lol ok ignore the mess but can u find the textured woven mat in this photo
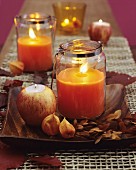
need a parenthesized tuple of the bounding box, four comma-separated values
(0, 36, 136, 170)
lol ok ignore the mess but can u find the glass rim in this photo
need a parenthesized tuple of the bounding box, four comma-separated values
(14, 12, 56, 25)
(58, 39, 103, 58)
(52, 2, 86, 9)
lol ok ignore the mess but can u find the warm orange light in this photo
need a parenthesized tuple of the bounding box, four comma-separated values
(80, 62, 88, 73)
(61, 18, 70, 27)
(72, 17, 77, 21)
(65, 6, 70, 10)
(29, 28, 36, 39)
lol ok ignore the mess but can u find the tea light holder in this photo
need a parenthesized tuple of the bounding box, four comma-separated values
(88, 19, 112, 45)
(54, 39, 106, 119)
(53, 2, 86, 34)
(14, 12, 56, 72)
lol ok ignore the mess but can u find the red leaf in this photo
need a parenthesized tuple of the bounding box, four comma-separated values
(3, 79, 23, 92)
(30, 155, 62, 167)
(0, 68, 12, 77)
(106, 71, 136, 86)
(0, 145, 26, 170)
(0, 93, 8, 108)
(0, 110, 6, 117)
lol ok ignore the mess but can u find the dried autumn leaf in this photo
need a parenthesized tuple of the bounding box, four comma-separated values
(105, 110, 121, 122)
(119, 120, 127, 132)
(111, 131, 122, 140)
(30, 155, 62, 167)
(9, 60, 24, 76)
(0, 93, 8, 108)
(77, 124, 84, 130)
(103, 130, 112, 138)
(73, 119, 78, 128)
(0, 68, 12, 77)
(89, 127, 103, 133)
(95, 135, 103, 144)
(0, 146, 26, 170)
(76, 131, 90, 137)
(0, 110, 6, 117)
(79, 119, 88, 126)
(106, 71, 136, 86)
(3, 79, 23, 92)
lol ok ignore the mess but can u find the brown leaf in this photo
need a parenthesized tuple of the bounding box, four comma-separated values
(98, 123, 110, 131)
(119, 120, 127, 132)
(111, 131, 122, 140)
(0, 146, 26, 170)
(77, 124, 84, 130)
(76, 131, 90, 137)
(103, 130, 112, 138)
(106, 71, 136, 86)
(89, 127, 103, 133)
(0, 110, 6, 117)
(105, 110, 121, 122)
(3, 79, 23, 92)
(30, 155, 62, 167)
(95, 135, 103, 144)
(0, 68, 12, 77)
(0, 93, 8, 108)
(79, 119, 88, 126)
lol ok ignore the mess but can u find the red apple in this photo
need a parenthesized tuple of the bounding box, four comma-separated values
(16, 84, 56, 126)
(88, 20, 112, 44)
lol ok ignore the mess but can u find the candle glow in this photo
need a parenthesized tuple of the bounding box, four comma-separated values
(29, 28, 36, 39)
(57, 67, 105, 119)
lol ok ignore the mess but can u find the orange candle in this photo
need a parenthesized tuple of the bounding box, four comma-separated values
(57, 67, 105, 119)
(18, 35, 52, 72)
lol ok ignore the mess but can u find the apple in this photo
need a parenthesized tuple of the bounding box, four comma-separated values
(16, 84, 56, 126)
(88, 20, 112, 44)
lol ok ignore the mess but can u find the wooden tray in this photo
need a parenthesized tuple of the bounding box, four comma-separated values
(1, 84, 136, 151)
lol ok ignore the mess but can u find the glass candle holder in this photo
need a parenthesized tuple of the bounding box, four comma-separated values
(14, 12, 56, 72)
(54, 39, 106, 119)
(53, 2, 86, 35)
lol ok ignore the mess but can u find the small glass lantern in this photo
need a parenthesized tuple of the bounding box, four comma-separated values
(54, 39, 106, 119)
(53, 2, 86, 35)
(14, 12, 56, 72)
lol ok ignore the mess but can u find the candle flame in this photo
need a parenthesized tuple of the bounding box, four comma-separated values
(36, 23, 40, 31)
(65, 6, 70, 10)
(99, 19, 103, 23)
(80, 62, 88, 73)
(29, 28, 36, 39)
(61, 18, 70, 27)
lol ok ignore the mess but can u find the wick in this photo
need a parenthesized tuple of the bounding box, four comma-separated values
(34, 84, 37, 88)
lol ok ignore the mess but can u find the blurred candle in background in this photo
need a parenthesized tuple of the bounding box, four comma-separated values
(88, 19, 112, 45)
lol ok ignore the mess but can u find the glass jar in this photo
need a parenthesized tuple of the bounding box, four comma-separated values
(55, 39, 106, 119)
(53, 2, 86, 35)
(14, 12, 56, 72)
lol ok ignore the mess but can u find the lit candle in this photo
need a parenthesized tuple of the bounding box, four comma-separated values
(17, 84, 56, 126)
(18, 27, 53, 72)
(88, 19, 112, 44)
(25, 84, 45, 93)
(57, 63, 105, 119)
(61, 17, 81, 33)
